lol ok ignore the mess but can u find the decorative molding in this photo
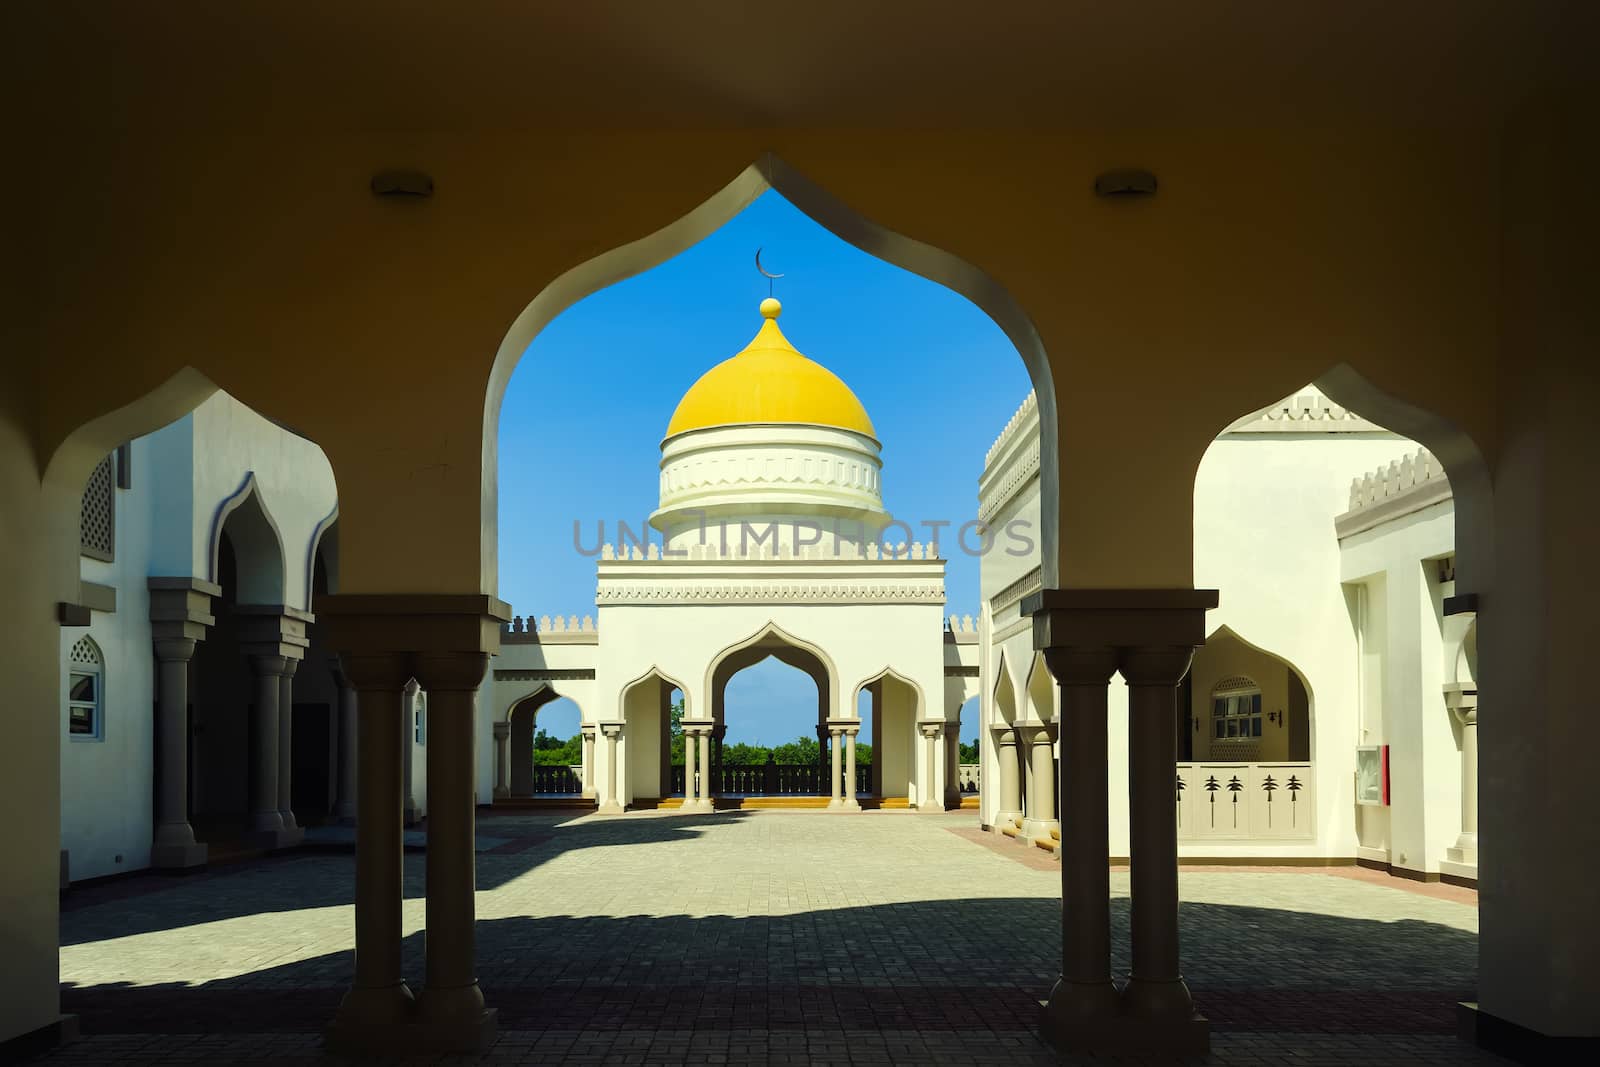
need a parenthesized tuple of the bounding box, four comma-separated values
(989, 565, 1044, 615)
(1222, 387, 1391, 435)
(984, 391, 1038, 468)
(596, 580, 945, 605)
(1335, 447, 1453, 540)
(991, 615, 1033, 643)
(945, 665, 981, 677)
(599, 540, 942, 562)
(493, 668, 596, 682)
(977, 437, 1041, 524)
(502, 614, 599, 644)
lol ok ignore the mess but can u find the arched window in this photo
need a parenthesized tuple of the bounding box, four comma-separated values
(1211, 676, 1262, 740)
(67, 636, 104, 740)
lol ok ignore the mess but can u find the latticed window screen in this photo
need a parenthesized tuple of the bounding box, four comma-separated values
(79, 454, 116, 561)
(67, 636, 104, 739)
(1211, 676, 1263, 740)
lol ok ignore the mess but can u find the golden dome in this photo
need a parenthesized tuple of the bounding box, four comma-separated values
(664, 299, 876, 439)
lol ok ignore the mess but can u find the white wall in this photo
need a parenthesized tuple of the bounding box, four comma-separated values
(61, 437, 157, 881)
(1187, 432, 1418, 859)
(1339, 500, 1458, 875)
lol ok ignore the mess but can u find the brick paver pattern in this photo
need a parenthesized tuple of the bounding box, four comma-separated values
(41, 810, 1505, 1065)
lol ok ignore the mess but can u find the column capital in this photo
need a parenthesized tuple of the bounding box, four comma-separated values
(598, 720, 625, 739)
(236, 605, 314, 663)
(1118, 646, 1197, 688)
(680, 719, 714, 737)
(317, 593, 512, 659)
(1025, 588, 1218, 652)
(1017, 719, 1058, 745)
(412, 651, 490, 693)
(917, 719, 946, 740)
(1042, 646, 1120, 687)
(153, 636, 198, 664)
(247, 652, 292, 678)
(579, 723, 597, 737)
(148, 577, 217, 643)
(991, 721, 1020, 744)
(339, 651, 414, 692)
(492, 721, 510, 740)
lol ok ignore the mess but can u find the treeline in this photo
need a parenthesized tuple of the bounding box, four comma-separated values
(533, 727, 977, 766)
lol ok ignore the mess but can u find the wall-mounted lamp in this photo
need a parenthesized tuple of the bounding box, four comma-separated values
(1094, 168, 1157, 198)
(1268, 710, 1283, 726)
(371, 169, 434, 199)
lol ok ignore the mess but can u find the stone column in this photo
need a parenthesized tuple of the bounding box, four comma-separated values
(151, 638, 208, 868)
(842, 724, 861, 811)
(944, 719, 963, 810)
(412, 652, 493, 1045)
(509, 707, 533, 797)
(237, 606, 310, 849)
(580, 724, 597, 798)
(827, 726, 844, 808)
(992, 724, 1022, 829)
(598, 721, 624, 814)
(1122, 647, 1199, 1025)
(327, 652, 415, 1044)
(916, 721, 945, 811)
(401, 681, 422, 825)
(148, 578, 217, 869)
(247, 653, 288, 840)
(1040, 647, 1119, 1029)
(492, 721, 511, 799)
(697, 730, 712, 807)
(277, 658, 299, 831)
(333, 664, 358, 823)
(1029, 587, 1215, 1057)
(319, 593, 509, 1055)
(1446, 689, 1479, 871)
(683, 719, 698, 802)
(1020, 720, 1060, 840)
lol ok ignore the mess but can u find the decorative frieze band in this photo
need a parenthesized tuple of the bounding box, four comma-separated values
(1335, 447, 1453, 539)
(989, 565, 1044, 615)
(493, 668, 597, 682)
(977, 439, 1041, 524)
(595, 581, 946, 605)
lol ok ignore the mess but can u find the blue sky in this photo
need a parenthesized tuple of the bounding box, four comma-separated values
(498, 191, 1028, 745)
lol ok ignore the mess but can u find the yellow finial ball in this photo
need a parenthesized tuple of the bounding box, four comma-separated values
(760, 297, 782, 319)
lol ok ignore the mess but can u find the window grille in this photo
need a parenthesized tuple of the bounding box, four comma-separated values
(79, 454, 115, 561)
(1211, 676, 1263, 740)
(67, 636, 104, 740)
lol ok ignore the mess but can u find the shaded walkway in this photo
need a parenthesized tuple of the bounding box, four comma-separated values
(43, 811, 1501, 1065)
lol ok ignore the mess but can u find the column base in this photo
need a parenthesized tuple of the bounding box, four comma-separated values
(278, 811, 299, 831)
(684, 799, 715, 813)
(826, 796, 844, 810)
(492, 786, 509, 799)
(1021, 817, 1059, 840)
(327, 995, 496, 1055)
(596, 801, 625, 815)
(333, 804, 357, 825)
(151, 840, 209, 870)
(246, 825, 305, 850)
(403, 804, 423, 826)
(995, 810, 1022, 833)
(840, 797, 861, 812)
(1039, 1000, 1209, 1057)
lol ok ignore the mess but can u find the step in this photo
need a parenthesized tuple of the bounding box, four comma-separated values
(490, 796, 597, 812)
(960, 795, 981, 810)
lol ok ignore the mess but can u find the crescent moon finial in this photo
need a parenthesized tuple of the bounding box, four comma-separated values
(755, 247, 784, 281)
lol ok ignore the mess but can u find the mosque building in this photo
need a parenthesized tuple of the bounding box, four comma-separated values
(56, 294, 1473, 896)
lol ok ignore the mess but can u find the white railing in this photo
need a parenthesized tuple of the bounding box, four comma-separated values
(1176, 762, 1314, 841)
(958, 763, 980, 791)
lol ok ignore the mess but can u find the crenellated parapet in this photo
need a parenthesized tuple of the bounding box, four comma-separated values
(1223, 386, 1391, 435)
(1335, 447, 1453, 539)
(978, 391, 1042, 525)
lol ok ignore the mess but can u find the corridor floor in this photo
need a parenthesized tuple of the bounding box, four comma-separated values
(42, 810, 1502, 1065)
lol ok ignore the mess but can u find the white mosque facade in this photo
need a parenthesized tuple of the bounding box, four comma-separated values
(56, 298, 1477, 893)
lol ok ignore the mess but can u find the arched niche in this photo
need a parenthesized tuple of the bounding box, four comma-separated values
(1189, 625, 1313, 764)
(209, 473, 287, 606)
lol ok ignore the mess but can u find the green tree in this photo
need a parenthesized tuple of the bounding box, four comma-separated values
(668, 698, 685, 763)
(958, 740, 979, 763)
(532, 727, 582, 766)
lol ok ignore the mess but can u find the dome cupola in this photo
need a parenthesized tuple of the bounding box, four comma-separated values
(650, 299, 890, 552)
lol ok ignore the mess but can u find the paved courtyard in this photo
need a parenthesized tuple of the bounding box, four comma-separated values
(41, 810, 1501, 1065)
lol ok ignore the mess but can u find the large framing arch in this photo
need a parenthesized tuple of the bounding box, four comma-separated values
(483, 154, 1061, 592)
